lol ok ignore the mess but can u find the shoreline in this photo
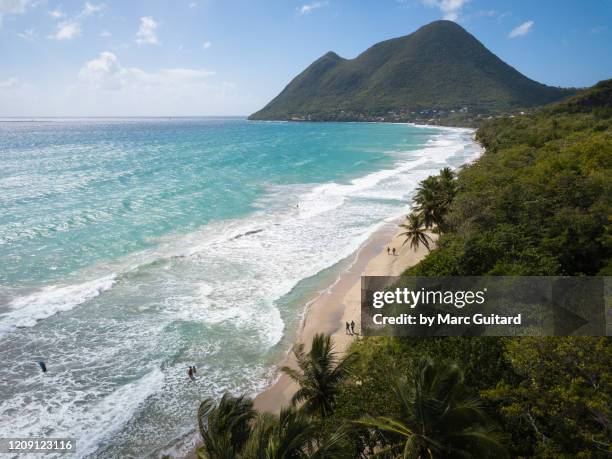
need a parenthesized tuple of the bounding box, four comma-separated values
(252, 219, 433, 413)
(180, 123, 477, 458)
(252, 124, 473, 414)
(184, 218, 433, 458)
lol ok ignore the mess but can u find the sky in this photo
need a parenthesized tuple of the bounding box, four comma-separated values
(1, 0, 611, 116)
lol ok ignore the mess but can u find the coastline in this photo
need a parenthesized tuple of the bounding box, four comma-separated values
(184, 218, 433, 458)
(182, 124, 476, 458)
(252, 220, 433, 413)
(253, 124, 473, 414)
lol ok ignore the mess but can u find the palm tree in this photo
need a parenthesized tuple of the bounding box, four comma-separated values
(399, 213, 433, 251)
(281, 333, 355, 418)
(438, 167, 455, 184)
(437, 167, 457, 212)
(242, 407, 315, 459)
(197, 393, 256, 459)
(413, 176, 441, 229)
(358, 359, 506, 458)
(412, 169, 457, 232)
(242, 407, 351, 459)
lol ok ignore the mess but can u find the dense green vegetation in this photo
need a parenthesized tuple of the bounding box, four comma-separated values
(249, 21, 574, 123)
(196, 81, 611, 458)
(406, 79, 611, 277)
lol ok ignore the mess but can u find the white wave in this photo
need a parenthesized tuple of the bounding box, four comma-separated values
(0, 367, 164, 459)
(76, 368, 164, 458)
(0, 125, 482, 458)
(295, 131, 473, 220)
(0, 275, 116, 334)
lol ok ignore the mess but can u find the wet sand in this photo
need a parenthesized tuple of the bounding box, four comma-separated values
(184, 219, 434, 457)
(253, 220, 434, 413)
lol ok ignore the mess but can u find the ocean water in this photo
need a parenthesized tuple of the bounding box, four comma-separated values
(0, 118, 480, 458)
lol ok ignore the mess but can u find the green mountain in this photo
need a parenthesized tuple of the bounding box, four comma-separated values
(249, 20, 575, 122)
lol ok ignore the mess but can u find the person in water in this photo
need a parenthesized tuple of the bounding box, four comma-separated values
(188, 366, 194, 380)
(38, 361, 47, 373)
(350, 320, 356, 335)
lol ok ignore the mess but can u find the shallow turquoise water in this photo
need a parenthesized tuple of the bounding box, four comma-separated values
(0, 118, 425, 285)
(0, 118, 479, 457)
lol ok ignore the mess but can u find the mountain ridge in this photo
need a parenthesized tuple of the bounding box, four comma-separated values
(249, 21, 575, 124)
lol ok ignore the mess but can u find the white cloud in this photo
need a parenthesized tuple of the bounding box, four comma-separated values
(49, 8, 64, 18)
(202, 40, 211, 49)
(47, 2, 104, 41)
(188, 1, 197, 8)
(82, 1, 105, 17)
(0, 77, 18, 89)
(100, 29, 111, 37)
(49, 21, 81, 40)
(78, 51, 214, 91)
(78, 51, 122, 89)
(421, 0, 468, 22)
(508, 20, 534, 38)
(0, 57, 247, 116)
(17, 27, 35, 40)
(136, 16, 158, 45)
(298, 1, 328, 15)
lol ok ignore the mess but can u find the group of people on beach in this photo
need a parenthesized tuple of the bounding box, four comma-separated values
(345, 320, 357, 335)
(387, 247, 396, 256)
(188, 365, 197, 380)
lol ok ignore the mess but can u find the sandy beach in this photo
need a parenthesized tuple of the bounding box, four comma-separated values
(253, 219, 434, 414)
(183, 219, 433, 457)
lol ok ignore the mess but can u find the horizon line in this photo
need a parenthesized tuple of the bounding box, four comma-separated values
(0, 115, 250, 119)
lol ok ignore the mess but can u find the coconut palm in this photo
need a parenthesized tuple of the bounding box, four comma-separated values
(437, 167, 457, 211)
(399, 213, 433, 251)
(241, 407, 315, 459)
(358, 359, 506, 459)
(412, 169, 457, 232)
(439, 167, 455, 184)
(242, 407, 351, 459)
(281, 333, 355, 418)
(197, 393, 256, 459)
(413, 176, 442, 229)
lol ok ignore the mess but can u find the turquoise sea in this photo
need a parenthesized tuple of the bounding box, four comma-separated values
(0, 118, 480, 457)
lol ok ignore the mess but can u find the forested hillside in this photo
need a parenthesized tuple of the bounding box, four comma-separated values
(250, 21, 574, 123)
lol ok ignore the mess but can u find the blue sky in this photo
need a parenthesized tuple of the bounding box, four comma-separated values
(1, 0, 611, 116)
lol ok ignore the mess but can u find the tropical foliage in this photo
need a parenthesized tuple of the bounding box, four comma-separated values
(197, 394, 256, 459)
(281, 333, 355, 418)
(196, 336, 503, 459)
(197, 80, 611, 458)
(407, 79, 611, 276)
(400, 166, 456, 250)
(399, 213, 432, 251)
(358, 358, 506, 458)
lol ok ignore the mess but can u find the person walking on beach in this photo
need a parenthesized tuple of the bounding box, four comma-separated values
(350, 320, 356, 335)
(345, 321, 351, 335)
(392, 247, 396, 256)
(387, 247, 390, 255)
